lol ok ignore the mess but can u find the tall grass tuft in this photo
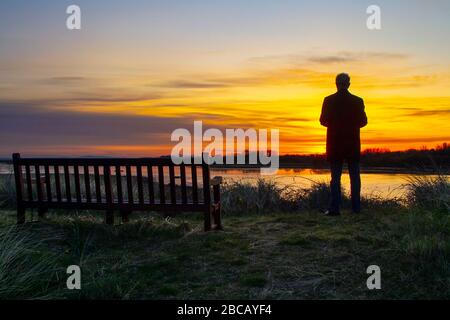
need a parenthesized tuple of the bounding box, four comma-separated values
(0, 174, 16, 209)
(406, 174, 450, 213)
(220, 178, 400, 215)
(0, 226, 62, 299)
(221, 179, 291, 214)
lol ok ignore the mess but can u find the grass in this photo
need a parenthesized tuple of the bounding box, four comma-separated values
(220, 177, 403, 214)
(0, 173, 449, 299)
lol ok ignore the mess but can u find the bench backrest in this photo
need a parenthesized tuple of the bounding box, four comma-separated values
(12, 153, 211, 210)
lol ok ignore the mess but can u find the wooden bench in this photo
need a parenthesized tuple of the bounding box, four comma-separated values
(12, 153, 222, 231)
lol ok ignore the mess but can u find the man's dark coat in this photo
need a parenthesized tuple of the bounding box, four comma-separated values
(320, 90, 368, 161)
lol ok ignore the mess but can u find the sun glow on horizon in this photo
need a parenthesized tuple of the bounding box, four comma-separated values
(0, 1, 449, 157)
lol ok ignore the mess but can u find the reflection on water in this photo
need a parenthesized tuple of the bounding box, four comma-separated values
(0, 163, 442, 199)
(210, 168, 429, 199)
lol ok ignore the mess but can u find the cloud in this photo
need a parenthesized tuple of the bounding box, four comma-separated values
(37, 76, 91, 86)
(158, 80, 230, 89)
(307, 56, 354, 64)
(248, 51, 409, 65)
(0, 102, 191, 157)
(406, 109, 450, 117)
(47, 76, 87, 82)
(0, 92, 164, 109)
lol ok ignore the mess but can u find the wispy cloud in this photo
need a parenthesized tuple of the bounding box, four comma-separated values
(157, 80, 230, 89)
(248, 51, 409, 65)
(406, 109, 450, 117)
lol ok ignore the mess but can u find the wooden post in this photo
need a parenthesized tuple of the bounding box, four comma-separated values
(158, 165, 165, 204)
(84, 165, 91, 203)
(213, 183, 222, 230)
(13, 153, 25, 224)
(136, 166, 144, 206)
(191, 164, 198, 204)
(202, 164, 212, 231)
(115, 165, 123, 205)
(94, 166, 101, 203)
(54, 165, 62, 202)
(64, 164, 72, 203)
(74, 165, 82, 203)
(44, 165, 52, 203)
(147, 165, 154, 204)
(180, 164, 187, 204)
(25, 165, 33, 201)
(169, 165, 176, 204)
(104, 165, 114, 225)
(126, 165, 134, 204)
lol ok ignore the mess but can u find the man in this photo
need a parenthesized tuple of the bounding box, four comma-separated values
(320, 73, 368, 216)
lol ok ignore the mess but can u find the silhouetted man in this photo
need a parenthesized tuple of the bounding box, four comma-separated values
(320, 73, 367, 216)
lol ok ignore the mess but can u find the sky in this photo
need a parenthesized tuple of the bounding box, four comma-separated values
(0, 0, 449, 157)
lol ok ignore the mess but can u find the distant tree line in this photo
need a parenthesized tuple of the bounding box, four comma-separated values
(278, 143, 450, 172)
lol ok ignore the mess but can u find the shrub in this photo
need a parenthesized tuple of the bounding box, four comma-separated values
(406, 174, 450, 213)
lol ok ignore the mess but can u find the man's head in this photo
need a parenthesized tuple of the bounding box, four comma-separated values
(336, 73, 350, 91)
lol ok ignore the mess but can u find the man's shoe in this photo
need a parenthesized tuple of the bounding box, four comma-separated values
(324, 210, 340, 216)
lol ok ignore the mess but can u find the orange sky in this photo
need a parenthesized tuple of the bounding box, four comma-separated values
(0, 1, 449, 157)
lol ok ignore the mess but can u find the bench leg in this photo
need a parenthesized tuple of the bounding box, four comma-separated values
(213, 204, 223, 230)
(204, 207, 212, 232)
(106, 209, 114, 225)
(17, 206, 25, 224)
(120, 210, 130, 223)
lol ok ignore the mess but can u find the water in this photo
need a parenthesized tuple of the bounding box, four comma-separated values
(211, 168, 416, 199)
(0, 163, 439, 199)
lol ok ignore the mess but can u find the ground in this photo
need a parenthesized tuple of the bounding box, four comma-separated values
(0, 208, 449, 299)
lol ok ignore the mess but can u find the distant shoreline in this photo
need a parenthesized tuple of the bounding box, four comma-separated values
(212, 165, 448, 175)
(0, 161, 447, 175)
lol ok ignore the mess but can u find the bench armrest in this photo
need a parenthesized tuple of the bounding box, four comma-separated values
(210, 176, 223, 186)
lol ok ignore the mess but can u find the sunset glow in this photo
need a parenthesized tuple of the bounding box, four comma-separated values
(1, 0, 449, 157)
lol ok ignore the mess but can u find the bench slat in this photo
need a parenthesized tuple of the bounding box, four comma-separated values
(147, 165, 154, 204)
(12, 154, 25, 223)
(94, 166, 101, 203)
(126, 165, 134, 204)
(115, 165, 123, 205)
(169, 165, 176, 204)
(35, 165, 43, 204)
(202, 164, 211, 204)
(84, 165, 91, 203)
(64, 165, 72, 203)
(191, 164, 198, 204)
(137, 165, 144, 205)
(104, 165, 114, 224)
(202, 164, 212, 231)
(158, 165, 165, 204)
(54, 166, 62, 202)
(180, 164, 187, 204)
(44, 165, 52, 202)
(74, 165, 82, 203)
(104, 166, 113, 204)
(25, 165, 33, 201)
